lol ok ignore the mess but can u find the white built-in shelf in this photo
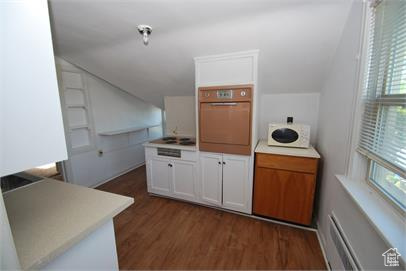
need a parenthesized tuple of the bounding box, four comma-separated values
(66, 104, 86, 108)
(69, 124, 89, 130)
(98, 124, 161, 136)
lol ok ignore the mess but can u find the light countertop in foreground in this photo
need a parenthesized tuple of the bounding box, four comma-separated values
(255, 140, 320, 159)
(3, 179, 133, 270)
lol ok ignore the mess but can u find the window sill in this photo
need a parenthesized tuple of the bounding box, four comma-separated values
(336, 175, 406, 262)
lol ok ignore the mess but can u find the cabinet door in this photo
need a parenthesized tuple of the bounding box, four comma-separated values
(148, 158, 171, 196)
(199, 153, 223, 206)
(171, 160, 198, 201)
(253, 167, 316, 225)
(222, 154, 250, 213)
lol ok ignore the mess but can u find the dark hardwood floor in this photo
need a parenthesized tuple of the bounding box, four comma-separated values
(97, 166, 327, 270)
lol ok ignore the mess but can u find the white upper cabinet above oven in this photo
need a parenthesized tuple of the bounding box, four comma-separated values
(194, 50, 259, 87)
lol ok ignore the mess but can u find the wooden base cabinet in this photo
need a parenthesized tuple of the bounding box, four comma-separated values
(253, 153, 318, 225)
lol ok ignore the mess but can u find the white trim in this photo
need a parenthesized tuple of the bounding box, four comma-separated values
(369, 0, 382, 8)
(250, 213, 317, 232)
(347, 0, 371, 178)
(347, 0, 406, 215)
(316, 223, 331, 270)
(193, 49, 260, 62)
(92, 162, 145, 188)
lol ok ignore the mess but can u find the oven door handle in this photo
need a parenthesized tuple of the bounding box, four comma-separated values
(210, 102, 238, 106)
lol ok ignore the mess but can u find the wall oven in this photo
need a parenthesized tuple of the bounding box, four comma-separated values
(198, 85, 253, 155)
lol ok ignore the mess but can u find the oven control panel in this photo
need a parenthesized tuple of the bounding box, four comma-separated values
(199, 86, 252, 102)
(217, 90, 233, 99)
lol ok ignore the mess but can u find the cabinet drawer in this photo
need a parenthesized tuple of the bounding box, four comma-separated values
(256, 153, 318, 174)
(145, 147, 198, 162)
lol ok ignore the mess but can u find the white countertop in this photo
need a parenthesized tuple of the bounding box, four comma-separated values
(143, 142, 197, 151)
(3, 179, 133, 270)
(255, 140, 320, 159)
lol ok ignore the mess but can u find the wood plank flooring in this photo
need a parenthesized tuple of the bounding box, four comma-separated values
(97, 166, 327, 270)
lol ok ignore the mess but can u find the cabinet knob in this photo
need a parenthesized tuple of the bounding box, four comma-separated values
(218, 161, 221, 165)
(223, 161, 226, 165)
(168, 163, 173, 167)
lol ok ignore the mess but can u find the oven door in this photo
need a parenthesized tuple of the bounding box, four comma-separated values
(199, 102, 251, 146)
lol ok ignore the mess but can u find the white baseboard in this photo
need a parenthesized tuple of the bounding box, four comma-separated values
(91, 162, 145, 188)
(317, 222, 331, 270)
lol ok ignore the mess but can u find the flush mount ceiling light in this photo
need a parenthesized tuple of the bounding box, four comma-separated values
(137, 25, 152, 46)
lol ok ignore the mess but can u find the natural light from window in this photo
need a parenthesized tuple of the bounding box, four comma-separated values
(359, 0, 406, 213)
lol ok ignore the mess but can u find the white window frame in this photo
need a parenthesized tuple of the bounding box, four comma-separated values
(347, 0, 406, 217)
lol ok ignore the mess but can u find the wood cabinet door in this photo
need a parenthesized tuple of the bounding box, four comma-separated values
(199, 153, 223, 206)
(171, 160, 198, 201)
(222, 154, 250, 213)
(253, 167, 316, 225)
(149, 158, 171, 196)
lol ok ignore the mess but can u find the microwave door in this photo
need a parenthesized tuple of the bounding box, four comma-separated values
(271, 128, 299, 143)
(199, 102, 250, 146)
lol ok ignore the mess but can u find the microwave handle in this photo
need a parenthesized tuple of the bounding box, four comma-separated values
(210, 102, 237, 106)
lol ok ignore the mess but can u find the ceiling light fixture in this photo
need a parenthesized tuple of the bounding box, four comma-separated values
(137, 25, 152, 46)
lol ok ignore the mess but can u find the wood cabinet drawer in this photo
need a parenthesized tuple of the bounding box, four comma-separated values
(256, 153, 318, 174)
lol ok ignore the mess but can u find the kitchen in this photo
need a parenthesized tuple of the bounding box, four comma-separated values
(1, 0, 405, 270)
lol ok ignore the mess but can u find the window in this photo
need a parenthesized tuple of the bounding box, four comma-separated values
(358, 0, 406, 211)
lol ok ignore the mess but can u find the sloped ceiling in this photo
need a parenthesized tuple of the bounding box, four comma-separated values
(49, 0, 352, 108)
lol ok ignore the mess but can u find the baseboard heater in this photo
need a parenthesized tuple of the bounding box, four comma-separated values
(329, 214, 360, 270)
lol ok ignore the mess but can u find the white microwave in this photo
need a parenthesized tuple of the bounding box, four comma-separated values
(268, 123, 310, 148)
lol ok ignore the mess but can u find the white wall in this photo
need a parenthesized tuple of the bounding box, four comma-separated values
(57, 59, 162, 187)
(164, 96, 196, 137)
(1, 0, 67, 177)
(316, 0, 391, 269)
(90, 76, 162, 134)
(258, 93, 319, 145)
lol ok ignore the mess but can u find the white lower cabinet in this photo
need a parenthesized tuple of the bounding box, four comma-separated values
(171, 160, 198, 201)
(146, 147, 198, 201)
(222, 154, 250, 213)
(199, 152, 251, 213)
(149, 158, 172, 196)
(200, 153, 223, 206)
(145, 147, 251, 214)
